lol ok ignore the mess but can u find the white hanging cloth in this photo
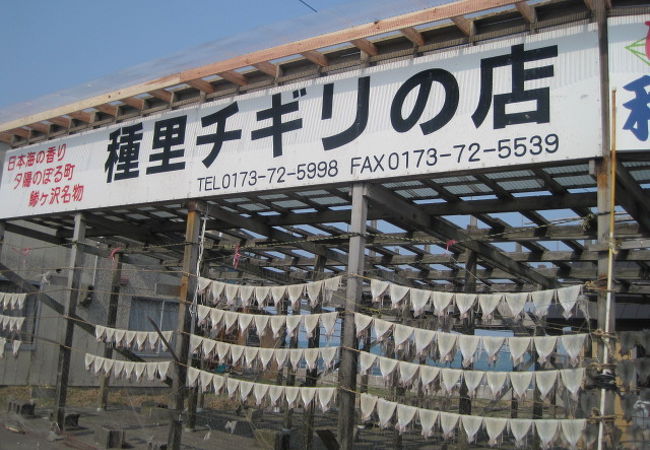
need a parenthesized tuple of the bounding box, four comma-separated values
(439, 411, 460, 439)
(418, 408, 439, 438)
(378, 356, 399, 378)
(209, 308, 224, 329)
(286, 284, 305, 310)
(224, 284, 240, 306)
(560, 334, 587, 366)
(258, 348, 275, 371)
(200, 370, 214, 392)
(268, 385, 284, 407)
(560, 368, 585, 400)
(484, 417, 508, 446)
(432, 291, 454, 316)
(373, 318, 393, 341)
(359, 352, 377, 374)
(319, 312, 338, 338)
(238, 313, 254, 334)
(189, 334, 203, 354)
(370, 279, 389, 304)
(255, 286, 271, 306)
(478, 293, 502, 319)
(306, 280, 323, 307)
(270, 316, 286, 338)
(113, 361, 125, 378)
(230, 345, 245, 366)
(458, 335, 480, 367)
(254, 383, 269, 405)
(557, 285, 582, 319)
(124, 331, 137, 348)
(414, 329, 436, 356)
(396, 404, 418, 433)
(377, 398, 397, 429)
(134, 362, 146, 381)
(274, 349, 288, 368)
(437, 333, 457, 362)
(533, 335, 556, 365)
(486, 371, 509, 397)
(197, 276, 211, 296)
(223, 311, 238, 333)
(322, 276, 341, 306)
(535, 419, 559, 449)
(317, 387, 336, 412)
(410, 288, 431, 317)
(419, 366, 440, 387)
(482, 336, 505, 366)
(303, 314, 320, 338)
(212, 373, 225, 393)
(285, 386, 300, 408)
(301, 387, 317, 408)
(561, 419, 586, 449)
(504, 292, 529, 318)
(398, 361, 419, 386)
(114, 329, 127, 347)
(187, 367, 200, 387)
(84, 353, 94, 371)
(463, 370, 484, 398)
(320, 346, 338, 369)
(244, 347, 259, 367)
(531, 289, 555, 318)
(355, 313, 373, 337)
(270, 286, 287, 307)
(285, 315, 302, 337)
(360, 393, 378, 421)
(455, 293, 476, 319)
(304, 348, 320, 370)
(441, 368, 463, 394)
(202, 338, 217, 357)
(238, 381, 254, 402)
(392, 324, 413, 348)
(95, 325, 107, 341)
(216, 342, 230, 361)
(289, 348, 304, 371)
(510, 371, 533, 400)
(389, 283, 410, 309)
(254, 315, 270, 336)
(226, 378, 240, 398)
(209, 280, 225, 304)
(462, 415, 483, 444)
(509, 418, 532, 447)
(239, 286, 255, 307)
(197, 305, 210, 323)
(508, 337, 531, 366)
(535, 370, 557, 400)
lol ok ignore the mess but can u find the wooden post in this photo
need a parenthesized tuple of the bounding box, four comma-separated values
(54, 213, 86, 429)
(167, 201, 202, 450)
(98, 253, 122, 411)
(337, 183, 367, 450)
(303, 255, 326, 450)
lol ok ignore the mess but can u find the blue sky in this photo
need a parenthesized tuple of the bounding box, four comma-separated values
(0, 0, 357, 109)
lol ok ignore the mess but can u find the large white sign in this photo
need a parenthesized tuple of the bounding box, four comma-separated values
(0, 24, 601, 219)
(609, 15, 650, 151)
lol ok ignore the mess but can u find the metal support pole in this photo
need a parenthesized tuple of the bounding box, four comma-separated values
(337, 183, 367, 450)
(458, 251, 477, 422)
(98, 253, 122, 411)
(167, 201, 202, 450)
(54, 213, 86, 429)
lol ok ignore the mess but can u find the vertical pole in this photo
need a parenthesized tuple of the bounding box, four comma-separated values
(457, 251, 476, 448)
(304, 255, 326, 450)
(594, 0, 615, 447)
(54, 213, 86, 429)
(167, 201, 202, 450)
(337, 183, 367, 450)
(98, 253, 122, 411)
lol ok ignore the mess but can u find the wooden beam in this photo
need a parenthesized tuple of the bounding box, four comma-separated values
(48, 116, 72, 128)
(68, 111, 94, 123)
(149, 89, 173, 103)
(186, 78, 215, 94)
(120, 96, 145, 110)
(515, 1, 537, 24)
(219, 70, 248, 86)
(27, 122, 50, 134)
(301, 50, 329, 67)
(400, 26, 425, 46)
(351, 38, 379, 56)
(0, 133, 13, 144)
(94, 103, 119, 117)
(0, 0, 521, 133)
(616, 162, 650, 234)
(451, 15, 475, 36)
(253, 61, 279, 77)
(9, 127, 30, 138)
